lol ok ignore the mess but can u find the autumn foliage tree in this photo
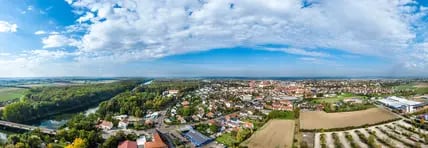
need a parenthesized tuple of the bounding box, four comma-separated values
(65, 138, 87, 148)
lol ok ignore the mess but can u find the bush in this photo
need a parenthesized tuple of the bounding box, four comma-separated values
(344, 132, 359, 148)
(376, 126, 416, 147)
(320, 133, 327, 148)
(332, 133, 344, 148)
(267, 110, 295, 119)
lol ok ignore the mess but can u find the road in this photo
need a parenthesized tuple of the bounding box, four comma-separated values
(0, 120, 56, 135)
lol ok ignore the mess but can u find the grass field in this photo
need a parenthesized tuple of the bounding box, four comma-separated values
(300, 108, 398, 130)
(393, 82, 428, 94)
(0, 87, 27, 101)
(241, 120, 295, 148)
(216, 132, 237, 147)
(312, 93, 366, 103)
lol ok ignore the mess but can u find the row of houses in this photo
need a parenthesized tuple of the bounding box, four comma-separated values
(99, 113, 161, 131)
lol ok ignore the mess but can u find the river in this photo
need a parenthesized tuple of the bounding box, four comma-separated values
(0, 106, 100, 141)
(0, 80, 152, 140)
(37, 106, 100, 129)
(34, 81, 153, 129)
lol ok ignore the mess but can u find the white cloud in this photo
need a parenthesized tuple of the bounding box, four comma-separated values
(266, 47, 330, 57)
(0, 50, 77, 77)
(34, 30, 47, 35)
(42, 34, 78, 48)
(63, 0, 426, 64)
(0, 21, 17, 32)
(406, 42, 428, 69)
(29, 49, 72, 59)
(0, 52, 10, 56)
(65, 0, 74, 5)
(27, 6, 33, 11)
(50, 31, 60, 35)
(77, 12, 95, 23)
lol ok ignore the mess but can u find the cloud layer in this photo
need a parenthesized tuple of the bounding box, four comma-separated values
(0, 21, 17, 33)
(1, 0, 428, 77)
(60, 0, 427, 62)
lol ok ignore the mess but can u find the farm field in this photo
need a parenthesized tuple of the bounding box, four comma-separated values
(300, 108, 398, 130)
(312, 120, 428, 148)
(393, 82, 428, 94)
(0, 87, 27, 101)
(241, 120, 295, 148)
(415, 82, 428, 88)
(312, 93, 366, 103)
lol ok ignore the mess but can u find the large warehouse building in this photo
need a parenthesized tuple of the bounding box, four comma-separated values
(183, 129, 213, 147)
(377, 96, 425, 113)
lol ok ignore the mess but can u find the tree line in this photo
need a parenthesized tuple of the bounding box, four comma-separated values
(2, 80, 140, 123)
(97, 91, 173, 119)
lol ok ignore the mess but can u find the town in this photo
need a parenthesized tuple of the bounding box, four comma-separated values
(1, 78, 428, 148)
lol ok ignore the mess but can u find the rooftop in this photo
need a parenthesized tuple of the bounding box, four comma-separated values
(378, 96, 422, 108)
(118, 140, 138, 148)
(183, 129, 213, 147)
(144, 132, 167, 148)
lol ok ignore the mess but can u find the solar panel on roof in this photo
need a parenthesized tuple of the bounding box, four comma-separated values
(183, 129, 213, 147)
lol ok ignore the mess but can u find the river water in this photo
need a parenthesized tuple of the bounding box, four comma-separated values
(37, 106, 100, 129)
(0, 106, 99, 141)
(0, 80, 152, 140)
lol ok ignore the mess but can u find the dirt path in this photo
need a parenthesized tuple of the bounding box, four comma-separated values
(369, 126, 408, 148)
(349, 130, 368, 148)
(379, 125, 420, 147)
(397, 120, 428, 134)
(325, 132, 334, 148)
(314, 133, 321, 148)
(337, 132, 351, 148)
(359, 128, 387, 148)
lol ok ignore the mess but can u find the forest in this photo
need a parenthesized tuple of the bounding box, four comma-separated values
(2, 80, 140, 122)
(97, 91, 173, 118)
(98, 80, 202, 119)
(1, 80, 203, 147)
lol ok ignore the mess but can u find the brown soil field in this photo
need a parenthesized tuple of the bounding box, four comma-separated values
(300, 108, 398, 130)
(415, 82, 428, 88)
(242, 120, 295, 148)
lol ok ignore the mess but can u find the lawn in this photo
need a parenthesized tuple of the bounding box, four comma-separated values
(0, 87, 27, 101)
(393, 83, 416, 90)
(312, 93, 366, 103)
(216, 132, 238, 147)
(392, 83, 428, 95)
(268, 110, 295, 119)
(415, 87, 428, 94)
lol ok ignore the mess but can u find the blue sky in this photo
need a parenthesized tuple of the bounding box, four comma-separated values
(0, 0, 427, 77)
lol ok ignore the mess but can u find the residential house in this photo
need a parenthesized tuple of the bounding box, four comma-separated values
(206, 112, 214, 118)
(243, 122, 254, 129)
(118, 119, 129, 129)
(118, 140, 138, 148)
(136, 136, 146, 148)
(99, 120, 113, 130)
(191, 115, 200, 121)
(181, 101, 190, 107)
(144, 132, 168, 148)
(114, 115, 128, 120)
(168, 90, 179, 96)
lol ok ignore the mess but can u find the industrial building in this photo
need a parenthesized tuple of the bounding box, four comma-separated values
(183, 129, 213, 147)
(377, 96, 425, 113)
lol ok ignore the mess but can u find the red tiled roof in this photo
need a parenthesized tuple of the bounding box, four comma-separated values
(145, 133, 167, 148)
(101, 120, 113, 127)
(118, 140, 137, 148)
